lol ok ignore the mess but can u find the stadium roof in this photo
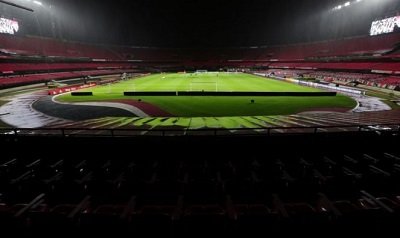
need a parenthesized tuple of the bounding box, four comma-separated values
(2, 0, 400, 47)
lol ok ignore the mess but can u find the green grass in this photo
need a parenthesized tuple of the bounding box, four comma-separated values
(365, 91, 400, 110)
(0, 100, 11, 128)
(67, 73, 322, 93)
(0, 120, 9, 128)
(85, 116, 305, 130)
(126, 95, 353, 117)
(57, 73, 357, 117)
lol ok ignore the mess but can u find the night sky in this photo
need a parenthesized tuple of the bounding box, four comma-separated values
(2, 0, 400, 47)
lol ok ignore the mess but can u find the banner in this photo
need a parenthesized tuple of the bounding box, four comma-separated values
(0, 17, 19, 35)
(370, 16, 400, 36)
(48, 83, 97, 95)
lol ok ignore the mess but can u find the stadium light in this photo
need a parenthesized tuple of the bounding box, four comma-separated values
(33, 0, 42, 6)
(332, 0, 366, 11)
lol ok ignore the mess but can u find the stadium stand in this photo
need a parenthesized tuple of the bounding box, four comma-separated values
(259, 69, 400, 89)
(0, 62, 136, 74)
(1, 32, 399, 61)
(0, 129, 399, 236)
(261, 33, 400, 60)
(0, 69, 138, 88)
(0, 34, 120, 59)
(1, 32, 398, 90)
(0, 20, 399, 236)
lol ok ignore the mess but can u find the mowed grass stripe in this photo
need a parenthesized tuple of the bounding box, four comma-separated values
(57, 73, 356, 117)
(77, 73, 321, 93)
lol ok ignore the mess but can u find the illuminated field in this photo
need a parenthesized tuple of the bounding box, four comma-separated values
(56, 73, 356, 117)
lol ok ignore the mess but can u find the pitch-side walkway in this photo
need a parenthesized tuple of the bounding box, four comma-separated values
(350, 94, 391, 112)
(32, 96, 145, 121)
(0, 92, 70, 128)
(0, 90, 393, 129)
(51, 96, 149, 117)
(0, 91, 147, 128)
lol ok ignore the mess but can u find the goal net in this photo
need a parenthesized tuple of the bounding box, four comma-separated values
(195, 70, 208, 73)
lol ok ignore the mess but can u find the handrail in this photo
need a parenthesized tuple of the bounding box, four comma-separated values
(0, 123, 398, 137)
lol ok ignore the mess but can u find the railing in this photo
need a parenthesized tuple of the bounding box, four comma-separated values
(0, 123, 399, 138)
(253, 73, 364, 95)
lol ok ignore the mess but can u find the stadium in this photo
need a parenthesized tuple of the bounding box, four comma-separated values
(0, 0, 400, 236)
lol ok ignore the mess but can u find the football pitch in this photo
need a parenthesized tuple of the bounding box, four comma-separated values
(56, 73, 356, 117)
